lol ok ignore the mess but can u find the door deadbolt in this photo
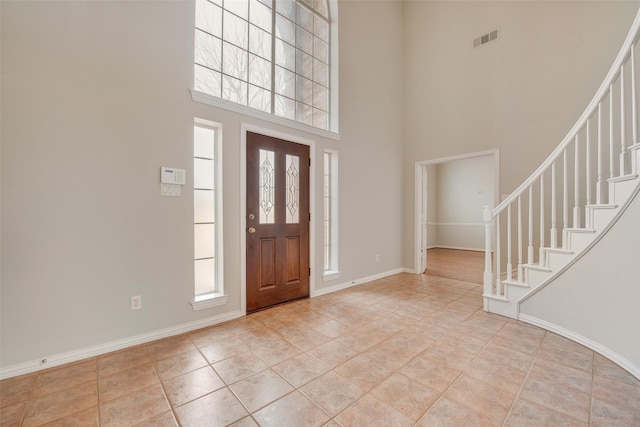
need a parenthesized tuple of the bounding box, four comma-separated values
(248, 227, 256, 234)
(248, 213, 255, 220)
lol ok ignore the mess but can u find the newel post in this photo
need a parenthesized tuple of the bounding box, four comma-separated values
(482, 206, 493, 312)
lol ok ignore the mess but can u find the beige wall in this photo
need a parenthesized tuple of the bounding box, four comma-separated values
(2, 0, 638, 373)
(402, 1, 639, 268)
(0, 0, 405, 370)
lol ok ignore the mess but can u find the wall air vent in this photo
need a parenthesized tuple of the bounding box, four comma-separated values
(473, 29, 499, 49)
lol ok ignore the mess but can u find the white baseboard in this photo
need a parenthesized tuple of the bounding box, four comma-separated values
(0, 310, 243, 380)
(428, 245, 484, 252)
(2, 268, 414, 380)
(311, 268, 405, 297)
(519, 314, 640, 381)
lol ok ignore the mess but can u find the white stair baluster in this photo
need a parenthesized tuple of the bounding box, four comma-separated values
(518, 195, 523, 283)
(632, 46, 638, 173)
(610, 83, 615, 180)
(574, 135, 581, 227)
(528, 185, 534, 264)
(586, 120, 592, 207)
(551, 161, 557, 248)
(597, 104, 604, 204)
(496, 215, 502, 297)
(507, 204, 513, 282)
(539, 174, 545, 266)
(563, 149, 569, 249)
(621, 64, 627, 176)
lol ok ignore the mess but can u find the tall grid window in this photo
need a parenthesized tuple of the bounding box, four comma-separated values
(193, 121, 225, 308)
(194, 0, 331, 130)
(323, 150, 338, 277)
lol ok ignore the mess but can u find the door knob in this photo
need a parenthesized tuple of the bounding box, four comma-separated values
(248, 227, 256, 234)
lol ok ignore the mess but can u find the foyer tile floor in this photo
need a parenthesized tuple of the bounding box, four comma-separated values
(2, 273, 640, 426)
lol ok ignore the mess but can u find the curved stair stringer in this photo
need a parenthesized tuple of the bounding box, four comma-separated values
(514, 168, 640, 318)
(484, 158, 640, 319)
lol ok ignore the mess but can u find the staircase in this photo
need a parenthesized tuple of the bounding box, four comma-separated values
(482, 9, 640, 319)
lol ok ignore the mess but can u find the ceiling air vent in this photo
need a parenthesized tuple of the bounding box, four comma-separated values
(473, 29, 499, 49)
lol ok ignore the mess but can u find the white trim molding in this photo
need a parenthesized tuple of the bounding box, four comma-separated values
(519, 313, 640, 381)
(312, 268, 405, 297)
(0, 310, 243, 380)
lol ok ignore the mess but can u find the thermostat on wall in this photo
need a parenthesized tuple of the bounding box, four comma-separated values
(161, 167, 186, 185)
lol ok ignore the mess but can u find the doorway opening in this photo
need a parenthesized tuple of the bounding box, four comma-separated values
(414, 150, 499, 283)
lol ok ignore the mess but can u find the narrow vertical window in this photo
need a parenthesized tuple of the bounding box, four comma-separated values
(323, 150, 339, 279)
(192, 120, 226, 309)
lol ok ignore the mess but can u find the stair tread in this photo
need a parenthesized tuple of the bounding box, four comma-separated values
(522, 263, 552, 272)
(608, 173, 638, 183)
(564, 228, 596, 233)
(585, 204, 618, 209)
(542, 247, 573, 254)
(501, 279, 529, 288)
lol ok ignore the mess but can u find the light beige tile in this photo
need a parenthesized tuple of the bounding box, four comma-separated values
(33, 360, 97, 398)
(173, 387, 248, 426)
(40, 406, 99, 426)
(334, 353, 395, 391)
(415, 397, 496, 427)
(299, 371, 365, 416)
(272, 353, 330, 388)
(132, 411, 178, 427)
(591, 396, 640, 427)
(229, 369, 294, 412)
(443, 374, 516, 423)
(145, 335, 196, 361)
(504, 399, 587, 427)
(529, 357, 592, 393)
(162, 366, 225, 407)
(0, 401, 28, 426)
(251, 338, 302, 366)
(335, 394, 413, 427)
(306, 340, 359, 368)
(98, 347, 151, 378)
(99, 384, 169, 427)
(463, 356, 526, 395)
(252, 391, 330, 427)
(370, 373, 439, 420)
(518, 376, 591, 422)
(99, 363, 160, 403)
(23, 381, 97, 427)
(153, 349, 208, 381)
(535, 342, 593, 372)
(0, 374, 36, 407)
(212, 352, 268, 385)
(592, 374, 640, 410)
(399, 355, 460, 393)
(593, 354, 640, 386)
(199, 338, 250, 363)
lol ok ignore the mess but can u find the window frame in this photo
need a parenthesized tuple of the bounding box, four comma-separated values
(323, 149, 339, 280)
(191, 119, 227, 310)
(192, 0, 340, 139)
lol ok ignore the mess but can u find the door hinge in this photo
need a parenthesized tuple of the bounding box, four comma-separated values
(309, 212, 311, 221)
(309, 267, 311, 276)
(309, 158, 311, 166)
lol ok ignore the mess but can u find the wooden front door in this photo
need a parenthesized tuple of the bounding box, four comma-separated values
(246, 132, 310, 312)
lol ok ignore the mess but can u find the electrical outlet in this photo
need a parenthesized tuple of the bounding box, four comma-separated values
(131, 295, 142, 311)
(376, 254, 381, 263)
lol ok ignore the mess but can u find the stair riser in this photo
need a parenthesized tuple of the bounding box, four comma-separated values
(609, 179, 637, 205)
(545, 252, 573, 272)
(525, 269, 551, 288)
(485, 298, 517, 319)
(565, 232, 595, 253)
(587, 208, 618, 230)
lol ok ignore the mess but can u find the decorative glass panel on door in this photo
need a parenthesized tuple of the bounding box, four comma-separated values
(259, 149, 275, 224)
(286, 154, 300, 224)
